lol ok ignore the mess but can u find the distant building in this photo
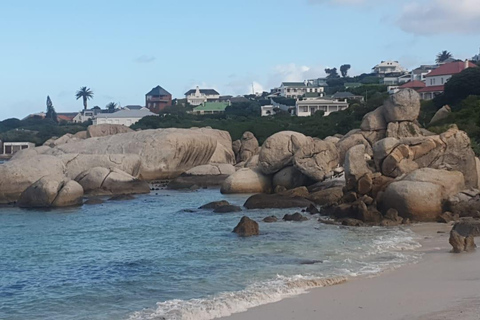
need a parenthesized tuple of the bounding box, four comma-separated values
(185, 87, 220, 106)
(145, 85, 172, 113)
(123, 105, 146, 110)
(472, 49, 480, 64)
(279, 81, 325, 99)
(344, 82, 362, 89)
(296, 98, 349, 117)
(191, 102, 230, 115)
(411, 65, 438, 82)
(218, 95, 250, 104)
(398, 80, 426, 91)
(331, 91, 364, 102)
(73, 108, 107, 123)
(93, 108, 157, 126)
(372, 61, 406, 75)
(418, 60, 478, 100)
(56, 112, 78, 122)
(2, 142, 35, 155)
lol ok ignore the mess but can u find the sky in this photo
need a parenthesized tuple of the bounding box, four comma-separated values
(0, 0, 479, 120)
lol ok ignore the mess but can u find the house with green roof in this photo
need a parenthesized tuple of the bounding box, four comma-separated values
(191, 102, 230, 115)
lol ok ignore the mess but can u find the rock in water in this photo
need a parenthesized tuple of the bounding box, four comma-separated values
(449, 230, 476, 253)
(76, 167, 150, 196)
(272, 166, 310, 190)
(221, 168, 272, 194)
(18, 176, 84, 208)
(233, 216, 259, 236)
(263, 216, 278, 223)
(0, 155, 66, 204)
(259, 131, 308, 174)
(283, 212, 308, 221)
(244, 194, 314, 209)
(213, 205, 242, 213)
(199, 200, 231, 210)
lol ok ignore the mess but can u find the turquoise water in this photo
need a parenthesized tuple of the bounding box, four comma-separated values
(0, 189, 421, 320)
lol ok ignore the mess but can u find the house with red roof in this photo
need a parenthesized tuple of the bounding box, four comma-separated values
(417, 60, 478, 100)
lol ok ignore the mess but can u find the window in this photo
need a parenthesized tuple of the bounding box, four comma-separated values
(441, 77, 444, 84)
(303, 107, 308, 112)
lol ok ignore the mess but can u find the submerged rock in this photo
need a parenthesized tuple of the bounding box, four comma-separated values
(263, 216, 278, 223)
(283, 212, 308, 222)
(244, 194, 314, 209)
(18, 176, 84, 208)
(199, 200, 231, 210)
(213, 205, 242, 213)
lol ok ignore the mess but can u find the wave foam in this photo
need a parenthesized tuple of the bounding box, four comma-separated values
(128, 275, 347, 320)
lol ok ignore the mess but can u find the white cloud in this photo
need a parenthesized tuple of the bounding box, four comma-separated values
(397, 0, 480, 35)
(135, 55, 156, 64)
(266, 63, 327, 88)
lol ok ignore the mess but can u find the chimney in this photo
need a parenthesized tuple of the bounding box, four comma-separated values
(465, 59, 469, 70)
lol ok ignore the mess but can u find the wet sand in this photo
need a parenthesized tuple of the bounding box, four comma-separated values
(220, 223, 480, 320)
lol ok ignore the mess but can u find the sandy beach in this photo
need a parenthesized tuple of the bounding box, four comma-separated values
(220, 223, 480, 320)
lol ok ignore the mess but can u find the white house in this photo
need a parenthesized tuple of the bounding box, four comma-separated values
(185, 87, 220, 106)
(296, 98, 349, 117)
(93, 109, 157, 126)
(261, 105, 276, 116)
(73, 110, 98, 123)
(279, 81, 325, 99)
(418, 60, 478, 100)
(372, 61, 406, 75)
(411, 65, 438, 81)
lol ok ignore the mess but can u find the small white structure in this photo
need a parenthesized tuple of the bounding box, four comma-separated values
(93, 109, 157, 127)
(2, 142, 35, 155)
(296, 98, 349, 117)
(372, 61, 406, 75)
(261, 105, 276, 116)
(185, 87, 220, 106)
(73, 110, 97, 123)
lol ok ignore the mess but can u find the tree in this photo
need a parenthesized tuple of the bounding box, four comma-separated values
(75, 86, 94, 110)
(106, 102, 117, 113)
(325, 67, 340, 79)
(436, 50, 453, 64)
(45, 96, 58, 123)
(340, 64, 351, 77)
(439, 67, 480, 107)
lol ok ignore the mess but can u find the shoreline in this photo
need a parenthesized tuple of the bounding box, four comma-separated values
(219, 222, 480, 320)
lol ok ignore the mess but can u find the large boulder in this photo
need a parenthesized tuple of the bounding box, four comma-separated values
(17, 176, 83, 208)
(308, 187, 344, 206)
(360, 106, 387, 131)
(381, 180, 443, 221)
(259, 131, 308, 174)
(336, 132, 373, 165)
(383, 89, 421, 123)
(244, 193, 314, 209)
(233, 216, 259, 237)
(75, 167, 150, 196)
(86, 124, 134, 138)
(344, 144, 372, 191)
(221, 168, 272, 194)
(0, 155, 66, 204)
(43, 133, 81, 147)
(59, 153, 143, 179)
(168, 164, 235, 189)
(238, 131, 259, 162)
(45, 128, 233, 180)
(292, 136, 339, 182)
(402, 168, 465, 199)
(372, 137, 400, 169)
(272, 166, 310, 190)
(381, 144, 418, 178)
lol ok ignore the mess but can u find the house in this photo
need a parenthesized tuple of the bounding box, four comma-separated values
(2, 142, 35, 155)
(191, 102, 230, 115)
(279, 81, 325, 99)
(123, 105, 146, 110)
(418, 60, 478, 100)
(185, 87, 220, 106)
(73, 108, 107, 123)
(56, 112, 78, 122)
(398, 80, 426, 91)
(145, 85, 172, 113)
(296, 98, 349, 117)
(93, 108, 157, 126)
(411, 65, 438, 81)
(372, 61, 406, 75)
(472, 49, 480, 64)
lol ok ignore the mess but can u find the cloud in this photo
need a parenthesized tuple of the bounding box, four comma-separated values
(135, 55, 156, 64)
(266, 63, 326, 88)
(397, 0, 480, 35)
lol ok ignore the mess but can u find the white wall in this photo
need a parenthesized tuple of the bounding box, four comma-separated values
(426, 75, 451, 86)
(93, 117, 141, 126)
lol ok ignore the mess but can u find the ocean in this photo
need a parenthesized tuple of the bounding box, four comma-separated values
(0, 189, 421, 320)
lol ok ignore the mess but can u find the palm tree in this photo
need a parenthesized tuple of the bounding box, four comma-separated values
(436, 50, 453, 64)
(75, 86, 94, 110)
(106, 102, 117, 113)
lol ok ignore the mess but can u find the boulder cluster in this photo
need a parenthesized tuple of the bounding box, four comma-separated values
(0, 125, 236, 208)
(220, 89, 480, 228)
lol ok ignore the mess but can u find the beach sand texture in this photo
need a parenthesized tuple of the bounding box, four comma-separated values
(220, 223, 480, 320)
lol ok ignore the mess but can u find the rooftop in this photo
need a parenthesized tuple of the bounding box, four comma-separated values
(417, 85, 445, 93)
(193, 102, 229, 112)
(185, 88, 220, 96)
(146, 85, 171, 97)
(426, 61, 478, 77)
(399, 80, 426, 89)
(331, 92, 357, 99)
(95, 109, 157, 119)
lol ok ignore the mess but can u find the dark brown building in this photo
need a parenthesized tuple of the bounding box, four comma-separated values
(145, 85, 172, 113)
